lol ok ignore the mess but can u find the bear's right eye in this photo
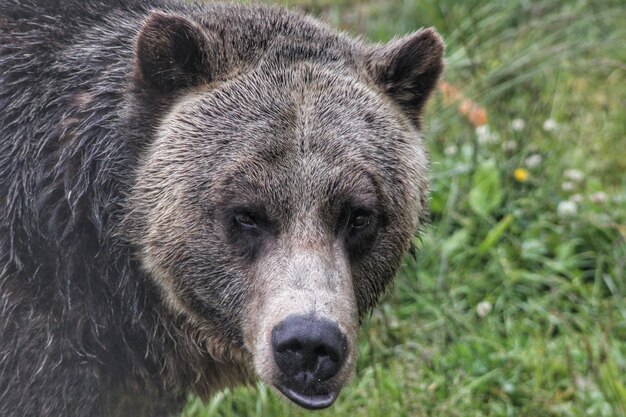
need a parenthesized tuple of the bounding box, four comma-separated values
(234, 212, 257, 229)
(226, 207, 275, 261)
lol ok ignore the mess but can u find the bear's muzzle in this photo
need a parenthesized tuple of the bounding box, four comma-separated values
(271, 314, 348, 409)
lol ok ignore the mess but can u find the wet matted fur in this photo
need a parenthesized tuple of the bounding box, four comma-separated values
(0, 0, 443, 416)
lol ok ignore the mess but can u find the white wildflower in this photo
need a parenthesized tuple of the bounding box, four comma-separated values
(525, 154, 543, 168)
(590, 191, 608, 204)
(503, 140, 518, 152)
(502, 382, 515, 394)
(444, 145, 458, 156)
(569, 194, 584, 203)
(476, 301, 493, 318)
(557, 200, 578, 218)
(476, 125, 499, 144)
(564, 169, 585, 183)
(561, 181, 576, 192)
(543, 119, 558, 132)
(511, 118, 526, 131)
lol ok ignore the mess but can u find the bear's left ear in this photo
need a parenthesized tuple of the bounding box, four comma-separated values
(366, 28, 444, 126)
(134, 11, 212, 91)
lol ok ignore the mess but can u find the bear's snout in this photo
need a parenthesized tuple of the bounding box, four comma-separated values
(271, 315, 348, 409)
(272, 315, 347, 380)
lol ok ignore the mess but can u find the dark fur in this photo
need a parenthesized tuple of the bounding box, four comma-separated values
(0, 1, 443, 416)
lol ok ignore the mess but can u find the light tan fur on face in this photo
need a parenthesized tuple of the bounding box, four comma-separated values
(243, 232, 359, 394)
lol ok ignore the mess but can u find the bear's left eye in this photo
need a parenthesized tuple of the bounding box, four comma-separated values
(337, 205, 380, 259)
(337, 206, 376, 235)
(350, 211, 372, 229)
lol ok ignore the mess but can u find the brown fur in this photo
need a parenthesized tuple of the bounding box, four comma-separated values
(0, 1, 443, 415)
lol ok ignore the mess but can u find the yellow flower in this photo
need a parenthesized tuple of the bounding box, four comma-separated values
(514, 168, 529, 182)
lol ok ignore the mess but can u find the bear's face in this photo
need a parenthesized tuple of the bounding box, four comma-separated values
(129, 11, 442, 409)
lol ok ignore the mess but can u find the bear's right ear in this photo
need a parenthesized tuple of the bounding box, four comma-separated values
(134, 11, 211, 91)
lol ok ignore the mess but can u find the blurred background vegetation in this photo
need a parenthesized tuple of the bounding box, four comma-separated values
(185, 0, 626, 415)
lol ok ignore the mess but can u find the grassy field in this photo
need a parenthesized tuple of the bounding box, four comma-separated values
(184, 0, 626, 416)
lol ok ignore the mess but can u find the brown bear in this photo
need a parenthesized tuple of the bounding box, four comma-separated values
(0, 0, 443, 416)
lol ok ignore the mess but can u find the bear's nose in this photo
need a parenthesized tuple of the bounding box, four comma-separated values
(271, 315, 347, 383)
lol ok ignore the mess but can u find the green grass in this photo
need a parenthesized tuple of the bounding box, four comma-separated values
(184, 0, 626, 415)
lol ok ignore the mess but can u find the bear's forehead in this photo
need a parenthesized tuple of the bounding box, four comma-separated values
(154, 62, 422, 214)
(212, 143, 380, 203)
(174, 64, 409, 156)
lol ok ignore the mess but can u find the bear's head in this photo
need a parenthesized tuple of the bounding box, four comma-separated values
(128, 9, 443, 409)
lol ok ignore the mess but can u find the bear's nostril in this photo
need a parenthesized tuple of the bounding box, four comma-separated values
(313, 345, 329, 358)
(271, 315, 347, 383)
